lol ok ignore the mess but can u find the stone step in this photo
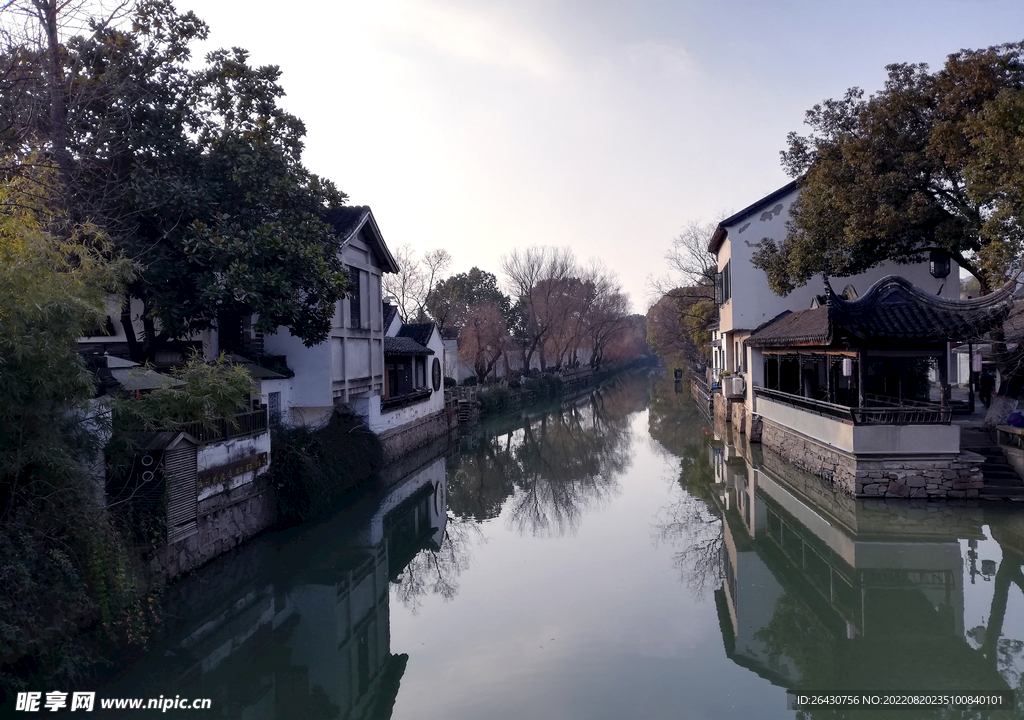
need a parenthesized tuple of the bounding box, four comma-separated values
(980, 486, 1024, 500)
(978, 475, 1019, 487)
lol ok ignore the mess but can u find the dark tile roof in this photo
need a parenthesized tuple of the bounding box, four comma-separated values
(830, 275, 1014, 342)
(747, 275, 1016, 348)
(397, 322, 436, 347)
(383, 303, 399, 332)
(323, 206, 370, 239)
(746, 307, 829, 348)
(384, 336, 434, 356)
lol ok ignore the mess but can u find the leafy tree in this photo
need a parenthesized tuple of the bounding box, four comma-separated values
(1, 0, 352, 360)
(753, 42, 1024, 296)
(425, 266, 510, 333)
(0, 171, 145, 694)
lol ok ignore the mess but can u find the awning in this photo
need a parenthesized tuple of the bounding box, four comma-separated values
(384, 336, 434, 356)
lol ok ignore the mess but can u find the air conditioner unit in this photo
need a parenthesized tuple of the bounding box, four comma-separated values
(723, 375, 746, 400)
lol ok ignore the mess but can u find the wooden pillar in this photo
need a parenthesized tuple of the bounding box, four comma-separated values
(938, 348, 949, 407)
(799, 353, 807, 397)
(825, 354, 832, 404)
(857, 350, 865, 408)
(968, 342, 976, 413)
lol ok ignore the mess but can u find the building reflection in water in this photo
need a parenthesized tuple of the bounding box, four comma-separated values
(707, 430, 1020, 704)
(106, 456, 449, 719)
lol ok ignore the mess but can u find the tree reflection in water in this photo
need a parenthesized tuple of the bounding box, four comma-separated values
(447, 375, 648, 538)
(648, 376, 724, 597)
(392, 517, 482, 614)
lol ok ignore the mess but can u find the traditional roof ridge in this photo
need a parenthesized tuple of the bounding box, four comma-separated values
(708, 180, 799, 254)
(397, 321, 437, 347)
(323, 205, 400, 274)
(825, 274, 1018, 312)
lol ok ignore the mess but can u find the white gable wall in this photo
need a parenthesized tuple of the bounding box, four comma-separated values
(715, 185, 960, 374)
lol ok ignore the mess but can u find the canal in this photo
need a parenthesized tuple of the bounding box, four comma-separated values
(99, 373, 1024, 719)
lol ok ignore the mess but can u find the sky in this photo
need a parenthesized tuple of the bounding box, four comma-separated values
(176, 0, 1024, 312)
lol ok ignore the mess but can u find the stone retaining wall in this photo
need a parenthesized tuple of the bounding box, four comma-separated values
(762, 418, 984, 499)
(378, 408, 458, 464)
(714, 393, 731, 425)
(154, 476, 276, 580)
(731, 400, 747, 435)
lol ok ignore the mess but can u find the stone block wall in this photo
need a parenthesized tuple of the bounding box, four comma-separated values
(731, 401, 747, 435)
(855, 453, 984, 499)
(714, 394, 731, 425)
(761, 418, 984, 500)
(747, 412, 763, 442)
(154, 477, 276, 580)
(378, 408, 458, 464)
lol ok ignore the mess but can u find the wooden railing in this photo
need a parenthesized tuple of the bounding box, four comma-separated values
(179, 408, 269, 444)
(755, 387, 951, 426)
(381, 388, 432, 412)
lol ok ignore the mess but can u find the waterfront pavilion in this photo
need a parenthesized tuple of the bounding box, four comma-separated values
(745, 276, 1015, 499)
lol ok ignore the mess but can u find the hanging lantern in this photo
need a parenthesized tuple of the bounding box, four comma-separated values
(842, 357, 853, 377)
(929, 250, 951, 279)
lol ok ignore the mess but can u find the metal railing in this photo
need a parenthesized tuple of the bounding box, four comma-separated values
(755, 387, 855, 424)
(755, 387, 951, 426)
(179, 408, 269, 444)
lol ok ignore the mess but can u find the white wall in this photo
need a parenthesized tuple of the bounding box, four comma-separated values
(757, 396, 960, 455)
(196, 431, 271, 502)
(716, 187, 959, 336)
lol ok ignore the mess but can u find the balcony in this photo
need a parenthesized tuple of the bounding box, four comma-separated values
(754, 387, 951, 426)
(753, 387, 958, 456)
(178, 408, 269, 445)
(381, 389, 432, 413)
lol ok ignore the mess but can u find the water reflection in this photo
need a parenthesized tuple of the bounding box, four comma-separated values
(102, 456, 449, 719)
(684, 421, 1024, 714)
(649, 378, 724, 596)
(447, 375, 647, 537)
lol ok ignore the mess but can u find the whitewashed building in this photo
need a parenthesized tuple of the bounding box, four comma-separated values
(262, 206, 399, 427)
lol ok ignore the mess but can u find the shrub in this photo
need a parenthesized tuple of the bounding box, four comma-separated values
(270, 411, 383, 525)
(478, 385, 513, 414)
(444, 376, 456, 388)
(462, 376, 478, 387)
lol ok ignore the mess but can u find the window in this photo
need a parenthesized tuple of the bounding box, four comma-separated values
(268, 392, 281, 423)
(348, 267, 361, 328)
(714, 261, 732, 306)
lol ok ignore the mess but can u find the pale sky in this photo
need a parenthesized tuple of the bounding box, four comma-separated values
(178, 0, 1024, 311)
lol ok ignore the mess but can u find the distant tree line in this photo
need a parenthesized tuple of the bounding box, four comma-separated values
(388, 244, 650, 382)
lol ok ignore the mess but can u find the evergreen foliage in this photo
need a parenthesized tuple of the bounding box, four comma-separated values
(0, 172, 147, 694)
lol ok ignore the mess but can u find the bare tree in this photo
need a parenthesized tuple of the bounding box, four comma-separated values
(501, 246, 577, 371)
(383, 243, 451, 321)
(459, 301, 509, 381)
(646, 218, 723, 368)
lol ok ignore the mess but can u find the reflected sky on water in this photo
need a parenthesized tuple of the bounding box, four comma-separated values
(99, 374, 1024, 719)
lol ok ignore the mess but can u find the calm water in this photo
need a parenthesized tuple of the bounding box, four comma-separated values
(96, 373, 1024, 719)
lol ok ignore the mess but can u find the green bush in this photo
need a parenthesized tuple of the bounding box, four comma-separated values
(478, 385, 513, 414)
(462, 376, 478, 386)
(270, 412, 383, 525)
(444, 376, 457, 388)
(524, 374, 564, 398)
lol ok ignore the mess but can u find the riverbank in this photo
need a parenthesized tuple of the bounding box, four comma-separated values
(473, 358, 658, 418)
